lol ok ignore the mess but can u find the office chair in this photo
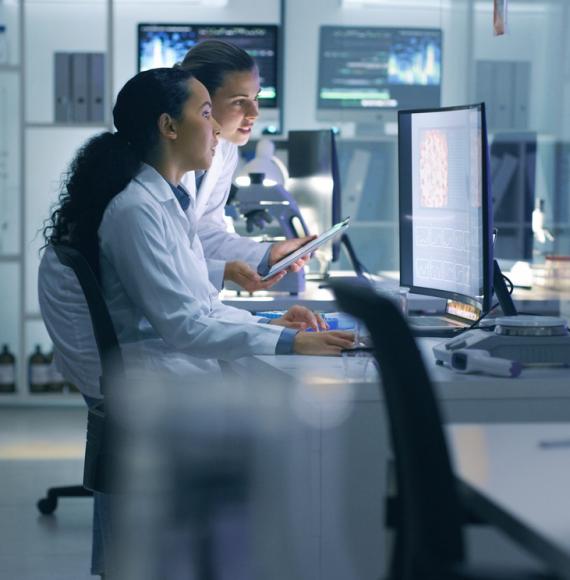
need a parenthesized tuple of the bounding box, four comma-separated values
(330, 279, 556, 580)
(37, 244, 123, 514)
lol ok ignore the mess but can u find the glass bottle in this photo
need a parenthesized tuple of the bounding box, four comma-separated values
(0, 25, 8, 65)
(0, 344, 16, 393)
(29, 345, 50, 394)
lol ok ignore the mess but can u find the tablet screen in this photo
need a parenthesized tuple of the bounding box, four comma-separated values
(261, 217, 350, 280)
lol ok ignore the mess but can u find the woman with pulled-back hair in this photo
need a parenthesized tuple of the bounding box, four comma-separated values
(179, 39, 318, 293)
(43, 67, 215, 277)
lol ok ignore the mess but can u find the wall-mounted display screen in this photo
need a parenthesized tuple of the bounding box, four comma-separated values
(138, 23, 279, 108)
(318, 26, 442, 113)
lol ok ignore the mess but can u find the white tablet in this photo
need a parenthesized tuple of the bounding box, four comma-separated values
(261, 217, 350, 281)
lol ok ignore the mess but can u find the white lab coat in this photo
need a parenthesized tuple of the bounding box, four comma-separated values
(38, 163, 284, 396)
(39, 246, 103, 398)
(181, 139, 272, 289)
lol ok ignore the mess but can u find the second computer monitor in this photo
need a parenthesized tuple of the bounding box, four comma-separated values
(398, 103, 494, 313)
(137, 23, 279, 109)
(317, 26, 442, 127)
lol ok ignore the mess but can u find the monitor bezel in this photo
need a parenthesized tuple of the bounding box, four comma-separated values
(398, 102, 494, 314)
(316, 25, 443, 116)
(136, 22, 280, 110)
(330, 130, 342, 261)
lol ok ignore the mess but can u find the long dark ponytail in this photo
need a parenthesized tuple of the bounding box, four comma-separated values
(43, 67, 196, 276)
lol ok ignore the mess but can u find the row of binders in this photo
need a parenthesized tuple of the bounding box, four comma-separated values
(54, 52, 105, 123)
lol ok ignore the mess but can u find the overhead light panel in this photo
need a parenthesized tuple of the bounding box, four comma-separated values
(341, 0, 388, 5)
(189, 0, 228, 4)
(341, 0, 452, 7)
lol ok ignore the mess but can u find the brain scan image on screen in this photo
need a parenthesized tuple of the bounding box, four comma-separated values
(419, 129, 449, 208)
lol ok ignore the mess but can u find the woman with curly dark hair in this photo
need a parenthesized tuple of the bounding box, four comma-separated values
(39, 61, 348, 396)
(38, 68, 352, 573)
(43, 66, 216, 277)
(39, 66, 354, 396)
(38, 65, 354, 578)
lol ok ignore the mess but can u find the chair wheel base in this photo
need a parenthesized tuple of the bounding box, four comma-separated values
(37, 497, 57, 515)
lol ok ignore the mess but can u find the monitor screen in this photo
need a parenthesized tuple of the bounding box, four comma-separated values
(288, 130, 342, 261)
(399, 103, 493, 313)
(137, 23, 279, 108)
(317, 26, 442, 114)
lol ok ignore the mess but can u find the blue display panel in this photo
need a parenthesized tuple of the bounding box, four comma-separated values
(138, 23, 278, 108)
(318, 26, 442, 112)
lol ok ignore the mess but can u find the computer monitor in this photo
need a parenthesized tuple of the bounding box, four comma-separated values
(137, 23, 279, 109)
(287, 129, 342, 261)
(490, 132, 537, 261)
(398, 103, 494, 314)
(317, 26, 442, 129)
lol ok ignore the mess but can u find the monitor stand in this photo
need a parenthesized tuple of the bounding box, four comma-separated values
(315, 234, 372, 288)
(493, 259, 518, 316)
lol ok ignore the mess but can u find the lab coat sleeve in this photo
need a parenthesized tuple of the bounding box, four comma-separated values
(208, 295, 264, 324)
(99, 200, 283, 359)
(207, 298, 297, 354)
(206, 258, 225, 291)
(198, 145, 272, 268)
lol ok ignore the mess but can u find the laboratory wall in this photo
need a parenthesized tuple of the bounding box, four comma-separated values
(1, 0, 570, 401)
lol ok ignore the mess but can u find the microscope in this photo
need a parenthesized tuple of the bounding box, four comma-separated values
(229, 172, 309, 294)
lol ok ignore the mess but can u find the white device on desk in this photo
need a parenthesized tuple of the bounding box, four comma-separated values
(433, 315, 570, 378)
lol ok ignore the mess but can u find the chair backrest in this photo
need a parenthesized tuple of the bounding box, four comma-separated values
(331, 279, 465, 578)
(52, 244, 124, 392)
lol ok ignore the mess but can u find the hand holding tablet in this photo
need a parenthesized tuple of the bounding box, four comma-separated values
(261, 217, 350, 281)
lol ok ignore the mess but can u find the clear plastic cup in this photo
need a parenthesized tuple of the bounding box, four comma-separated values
(341, 347, 374, 381)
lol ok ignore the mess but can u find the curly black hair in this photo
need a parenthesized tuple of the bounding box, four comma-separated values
(43, 67, 196, 277)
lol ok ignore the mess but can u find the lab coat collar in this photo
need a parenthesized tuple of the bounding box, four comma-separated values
(194, 138, 229, 217)
(133, 163, 177, 205)
(133, 164, 196, 239)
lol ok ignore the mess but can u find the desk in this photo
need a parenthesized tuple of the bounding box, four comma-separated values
(233, 338, 570, 422)
(222, 276, 570, 317)
(449, 423, 570, 579)
(222, 278, 452, 313)
(229, 346, 570, 580)
(222, 280, 337, 312)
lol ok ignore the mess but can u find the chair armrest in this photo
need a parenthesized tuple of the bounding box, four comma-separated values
(385, 495, 485, 529)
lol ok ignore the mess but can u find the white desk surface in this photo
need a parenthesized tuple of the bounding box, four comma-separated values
(222, 276, 456, 313)
(222, 281, 337, 312)
(449, 422, 570, 579)
(232, 337, 570, 402)
(222, 275, 569, 316)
